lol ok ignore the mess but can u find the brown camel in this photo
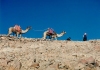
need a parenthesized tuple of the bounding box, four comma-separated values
(43, 31, 66, 40)
(7, 26, 31, 38)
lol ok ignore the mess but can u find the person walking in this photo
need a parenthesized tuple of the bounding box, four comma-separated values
(83, 33, 87, 41)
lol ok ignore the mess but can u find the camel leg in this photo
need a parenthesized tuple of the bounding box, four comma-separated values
(49, 35, 52, 39)
(55, 35, 58, 40)
(55, 37, 57, 40)
(13, 32, 15, 36)
(13, 32, 17, 37)
(43, 32, 46, 40)
(43, 36, 46, 40)
(16, 32, 19, 38)
(7, 31, 12, 36)
(7, 27, 13, 37)
(19, 34, 22, 38)
(52, 35, 57, 40)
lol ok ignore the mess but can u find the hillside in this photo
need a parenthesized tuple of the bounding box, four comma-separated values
(0, 36, 100, 70)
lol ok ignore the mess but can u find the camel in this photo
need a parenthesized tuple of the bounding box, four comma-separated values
(43, 30, 66, 40)
(7, 26, 31, 38)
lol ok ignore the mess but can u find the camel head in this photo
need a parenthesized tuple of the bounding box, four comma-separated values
(62, 31, 66, 34)
(27, 26, 32, 30)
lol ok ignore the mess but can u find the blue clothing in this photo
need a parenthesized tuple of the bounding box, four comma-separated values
(83, 35, 87, 41)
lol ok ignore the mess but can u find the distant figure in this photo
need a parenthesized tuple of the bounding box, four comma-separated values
(14, 24, 21, 32)
(47, 28, 54, 35)
(66, 37, 71, 41)
(83, 33, 87, 41)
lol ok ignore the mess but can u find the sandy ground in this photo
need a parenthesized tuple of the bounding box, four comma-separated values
(0, 36, 100, 70)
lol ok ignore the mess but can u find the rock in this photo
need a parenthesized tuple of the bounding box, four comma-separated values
(86, 56, 95, 64)
(30, 63, 40, 69)
(79, 59, 88, 64)
(7, 59, 22, 70)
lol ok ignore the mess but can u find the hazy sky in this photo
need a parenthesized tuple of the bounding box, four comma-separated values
(1, 0, 100, 40)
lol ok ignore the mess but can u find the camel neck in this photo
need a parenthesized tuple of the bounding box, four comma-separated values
(21, 29, 29, 33)
(57, 33, 64, 37)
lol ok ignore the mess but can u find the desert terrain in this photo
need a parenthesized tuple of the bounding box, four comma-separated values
(0, 35, 100, 70)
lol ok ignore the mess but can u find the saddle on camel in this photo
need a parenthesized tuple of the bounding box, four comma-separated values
(14, 25, 21, 32)
(48, 28, 54, 35)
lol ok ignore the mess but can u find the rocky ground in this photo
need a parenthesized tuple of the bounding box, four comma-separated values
(0, 35, 100, 70)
